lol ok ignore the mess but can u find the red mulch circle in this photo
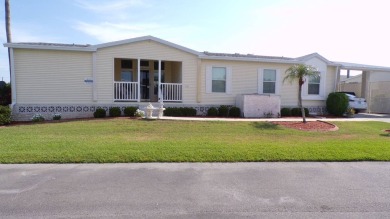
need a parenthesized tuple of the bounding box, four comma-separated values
(272, 121, 338, 131)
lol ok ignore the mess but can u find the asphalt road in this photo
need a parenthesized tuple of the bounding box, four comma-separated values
(1, 163, 390, 218)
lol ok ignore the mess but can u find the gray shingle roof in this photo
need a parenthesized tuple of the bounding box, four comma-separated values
(13, 42, 91, 48)
(202, 51, 295, 60)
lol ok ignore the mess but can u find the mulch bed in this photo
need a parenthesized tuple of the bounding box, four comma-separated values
(272, 121, 338, 131)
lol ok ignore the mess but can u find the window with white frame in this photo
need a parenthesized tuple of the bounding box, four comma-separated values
(263, 69, 277, 94)
(206, 66, 232, 94)
(258, 68, 280, 95)
(212, 67, 226, 93)
(308, 75, 320, 95)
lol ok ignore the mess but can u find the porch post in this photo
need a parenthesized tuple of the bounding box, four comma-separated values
(158, 60, 162, 101)
(137, 59, 140, 102)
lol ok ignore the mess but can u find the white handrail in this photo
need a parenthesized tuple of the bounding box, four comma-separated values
(161, 83, 182, 102)
(114, 82, 138, 101)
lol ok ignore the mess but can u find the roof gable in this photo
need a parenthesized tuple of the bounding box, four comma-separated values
(295, 52, 335, 65)
(91, 36, 200, 56)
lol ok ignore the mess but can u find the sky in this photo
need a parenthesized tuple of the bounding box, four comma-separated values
(1, 0, 390, 82)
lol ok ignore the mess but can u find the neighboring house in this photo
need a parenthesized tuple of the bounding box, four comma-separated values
(4, 36, 390, 120)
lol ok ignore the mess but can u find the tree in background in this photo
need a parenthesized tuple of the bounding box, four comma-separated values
(283, 64, 320, 123)
(0, 82, 11, 106)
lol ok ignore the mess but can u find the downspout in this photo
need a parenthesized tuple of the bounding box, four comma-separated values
(334, 66, 340, 92)
(92, 52, 97, 101)
(10, 48, 16, 108)
(196, 59, 201, 103)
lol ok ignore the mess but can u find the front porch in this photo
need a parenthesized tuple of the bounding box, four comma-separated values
(113, 58, 182, 102)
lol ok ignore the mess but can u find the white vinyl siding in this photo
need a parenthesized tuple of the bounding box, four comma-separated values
(258, 68, 280, 95)
(206, 66, 232, 94)
(13, 49, 93, 104)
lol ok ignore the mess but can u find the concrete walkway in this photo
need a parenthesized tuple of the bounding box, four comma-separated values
(160, 113, 390, 123)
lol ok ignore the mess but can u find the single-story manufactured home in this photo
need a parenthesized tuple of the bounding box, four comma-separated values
(4, 36, 390, 120)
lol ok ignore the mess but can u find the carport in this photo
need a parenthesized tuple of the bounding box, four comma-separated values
(336, 62, 390, 113)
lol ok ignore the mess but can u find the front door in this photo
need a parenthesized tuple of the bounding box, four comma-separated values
(140, 70, 149, 100)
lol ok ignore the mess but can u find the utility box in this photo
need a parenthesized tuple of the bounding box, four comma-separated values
(236, 94, 281, 118)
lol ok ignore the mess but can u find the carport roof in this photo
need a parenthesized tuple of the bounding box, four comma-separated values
(335, 61, 390, 72)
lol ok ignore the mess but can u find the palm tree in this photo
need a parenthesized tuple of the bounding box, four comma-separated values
(5, 0, 12, 80)
(283, 64, 320, 123)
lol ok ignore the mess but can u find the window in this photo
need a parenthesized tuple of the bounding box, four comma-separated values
(263, 69, 276, 94)
(121, 71, 132, 81)
(308, 75, 320, 95)
(258, 68, 279, 95)
(206, 66, 232, 94)
(153, 61, 165, 70)
(121, 60, 132, 69)
(140, 60, 149, 67)
(212, 67, 226, 93)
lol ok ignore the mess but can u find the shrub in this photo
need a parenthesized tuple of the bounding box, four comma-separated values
(32, 114, 45, 122)
(229, 107, 241, 117)
(291, 107, 309, 117)
(0, 105, 11, 125)
(0, 82, 11, 106)
(291, 108, 301, 116)
(280, 108, 291, 117)
(109, 107, 121, 117)
(304, 108, 309, 116)
(164, 107, 197, 117)
(124, 106, 138, 117)
(326, 92, 349, 116)
(94, 108, 106, 118)
(52, 113, 61, 120)
(207, 107, 218, 117)
(218, 105, 229, 117)
(181, 107, 197, 117)
(164, 107, 183, 117)
(134, 109, 145, 117)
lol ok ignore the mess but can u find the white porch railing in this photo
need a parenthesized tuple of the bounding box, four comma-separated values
(114, 82, 138, 101)
(161, 83, 182, 102)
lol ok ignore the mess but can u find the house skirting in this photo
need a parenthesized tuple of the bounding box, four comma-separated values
(11, 104, 327, 121)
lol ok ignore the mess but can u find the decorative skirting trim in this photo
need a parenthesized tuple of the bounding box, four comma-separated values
(281, 106, 327, 115)
(11, 104, 327, 121)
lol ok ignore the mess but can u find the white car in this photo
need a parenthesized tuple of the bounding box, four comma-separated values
(345, 93, 367, 113)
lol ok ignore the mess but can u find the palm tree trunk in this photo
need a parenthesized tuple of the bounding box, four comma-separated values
(298, 79, 306, 123)
(5, 0, 12, 80)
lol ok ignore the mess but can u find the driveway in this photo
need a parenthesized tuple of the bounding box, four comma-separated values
(1, 163, 390, 218)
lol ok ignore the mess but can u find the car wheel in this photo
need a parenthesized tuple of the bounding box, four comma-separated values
(354, 109, 359, 114)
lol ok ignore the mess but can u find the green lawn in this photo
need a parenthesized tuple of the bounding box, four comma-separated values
(0, 118, 389, 163)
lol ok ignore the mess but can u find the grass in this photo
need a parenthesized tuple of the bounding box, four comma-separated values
(0, 118, 389, 163)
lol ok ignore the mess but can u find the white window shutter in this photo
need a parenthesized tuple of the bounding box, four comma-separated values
(205, 66, 212, 93)
(275, 69, 281, 95)
(257, 68, 263, 94)
(226, 67, 232, 94)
